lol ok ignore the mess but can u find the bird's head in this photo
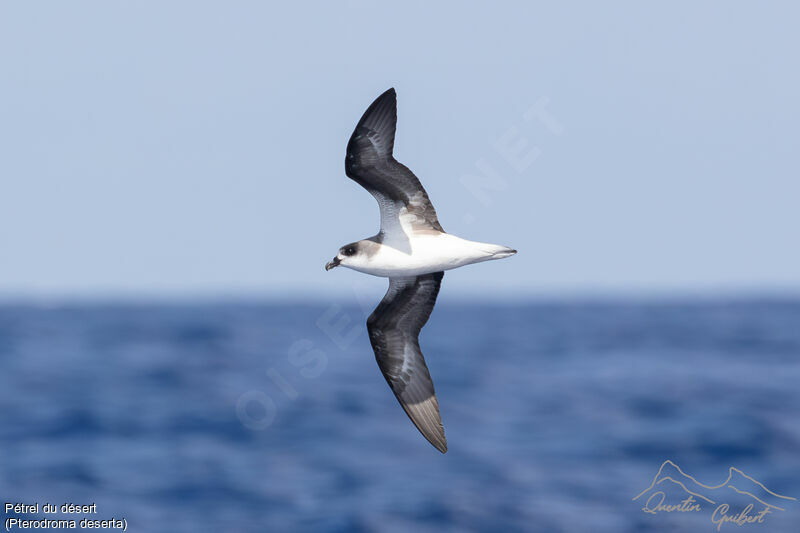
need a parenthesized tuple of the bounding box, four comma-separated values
(325, 241, 365, 271)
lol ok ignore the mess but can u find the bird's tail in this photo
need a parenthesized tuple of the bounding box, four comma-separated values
(493, 246, 517, 259)
(482, 244, 517, 260)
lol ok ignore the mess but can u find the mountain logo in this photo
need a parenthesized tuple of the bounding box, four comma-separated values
(633, 460, 797, 530)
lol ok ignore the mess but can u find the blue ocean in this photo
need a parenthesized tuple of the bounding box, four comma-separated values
(1, 300, 799, 532)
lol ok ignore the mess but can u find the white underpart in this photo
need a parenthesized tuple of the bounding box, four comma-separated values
(352, 231, 515, 277)
(346, 194, 515, 277)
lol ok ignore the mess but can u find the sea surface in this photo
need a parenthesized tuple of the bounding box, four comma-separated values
(1, 300, 799, 532)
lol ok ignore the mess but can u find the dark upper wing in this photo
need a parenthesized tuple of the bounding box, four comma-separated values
(366, 272, 446, 453)
(345, 88, 443, 246)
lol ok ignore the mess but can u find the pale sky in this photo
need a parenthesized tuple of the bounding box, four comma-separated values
(1, 2, 798, 299)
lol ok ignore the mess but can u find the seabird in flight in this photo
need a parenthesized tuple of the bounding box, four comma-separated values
(325, 88, 516, 453)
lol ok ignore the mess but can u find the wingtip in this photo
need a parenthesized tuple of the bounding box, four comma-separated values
(374, 87, 397, 107)
(348, 88, 399, 162)
(398, 395, 448, 455)
(424, 414, 448, 454)
(426, 432, 447, 454)
(415, 418, 448, 454)
(426, 422, 448, 454)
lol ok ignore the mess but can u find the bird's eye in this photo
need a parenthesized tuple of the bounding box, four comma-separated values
(343, 247, 356, 256)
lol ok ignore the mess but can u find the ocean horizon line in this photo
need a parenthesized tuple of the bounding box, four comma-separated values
(1, 286, 799, 307)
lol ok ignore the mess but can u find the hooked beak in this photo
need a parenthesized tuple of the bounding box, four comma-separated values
(325, 256, 341, 271)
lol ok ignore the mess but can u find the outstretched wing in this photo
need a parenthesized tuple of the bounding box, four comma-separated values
(345, 88, 443, 252)
(366, 272, 447, 453)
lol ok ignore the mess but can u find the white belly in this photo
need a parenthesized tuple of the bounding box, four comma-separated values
(348, 233, 515, 277)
